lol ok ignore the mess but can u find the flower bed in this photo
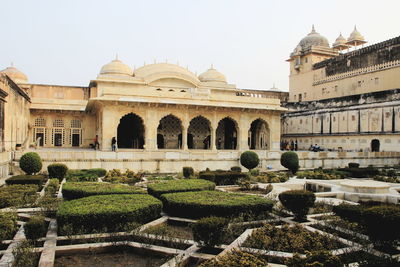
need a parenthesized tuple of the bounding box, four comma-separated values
(0, 184, 39, 208)
(160, 190, 273, 218)
(147, 179, 215, 198)
(243, 224, 344, 253)
(62, 182, 145, 200)
(57, 194, 162, 234)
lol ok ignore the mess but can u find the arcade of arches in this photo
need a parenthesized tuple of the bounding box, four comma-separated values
(114, 112, 271, 151)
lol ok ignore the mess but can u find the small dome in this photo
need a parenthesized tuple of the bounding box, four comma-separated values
(347, 26, 365, 44)
(333, 33, 349, 50)
(297, 25, 330, 51)
(99, 58, 133, 76)
(198, 66, 227, 83)
(0, 65, 28, 83)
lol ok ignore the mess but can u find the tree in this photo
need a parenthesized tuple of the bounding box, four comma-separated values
(240, 151, 259, 171)
(280, 151, 299, 174)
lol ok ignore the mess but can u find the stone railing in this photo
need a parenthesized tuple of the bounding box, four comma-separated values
(313, 60, 400, 85)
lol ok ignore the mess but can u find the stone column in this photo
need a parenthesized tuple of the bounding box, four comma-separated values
(211, 122, 217, 151)
(182, 124, 188, 150)
(239, 116, 249, 151)
(145, 110, 158, 151)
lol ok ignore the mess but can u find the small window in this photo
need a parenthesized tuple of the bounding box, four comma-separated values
(168, 89, 174, 92)
(34, 117, 46, 127)
(53, 119, 64, 128)
(300, 119, 303, 124)
(156, 88, 162, 91)
(374, 77, 379, 85)
(352, 115, 356, 121)
(334, 85, 338, 92)
(358, 81, 362, 87)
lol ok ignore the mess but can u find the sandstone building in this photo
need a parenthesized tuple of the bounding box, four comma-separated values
(282, 27, 400, 152)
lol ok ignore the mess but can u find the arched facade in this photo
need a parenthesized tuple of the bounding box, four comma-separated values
(216, 117, 237, 150)
(188, 116, 211, 149)
(157, 114, 182, 149)
(249, 119, 270, 150)
(117, 113, 145, 149)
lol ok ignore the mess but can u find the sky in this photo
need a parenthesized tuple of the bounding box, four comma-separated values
(1, 0, 399, 90)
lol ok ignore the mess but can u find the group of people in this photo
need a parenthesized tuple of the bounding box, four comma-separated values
(281, 140, 298, 151)
(91, 135, 118, 151)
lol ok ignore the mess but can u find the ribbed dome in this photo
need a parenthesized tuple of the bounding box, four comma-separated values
(333, 33, 349, 50)
(99, 58, 133, 76)
(348, 26, 365, 43)
(198, 66, 227, 83)
(297, 25, 330, 51)
(0, 65, 28, 83)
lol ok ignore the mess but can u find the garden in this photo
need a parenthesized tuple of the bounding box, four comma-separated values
(0, 151, 399, 267)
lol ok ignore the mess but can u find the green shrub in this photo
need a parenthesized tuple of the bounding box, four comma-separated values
(24, 215, 47, 240)
(250, 168, 260, 176)
(66, 168, 106, 182)
(339, 167, 379, 178)
(0, 185, 38, 208)
(230, 166, 242, 172)
(240, 151, 260, 171)
(103, 169, 144, 184)
(12, 241, 39, 267)
(62, 182, 145, 200)
(199, 249, 267, 267)
(244, 224, 343, 254)
(192, 216, 228, 247)
(363, 205, 400, 248)
(297, 170, 347, 180)
(0, 211, 18, 241)
(6, 175, 45, 188)
(47, 163, 68, 181)
(57, 194, 162, 234)
(278, 190, 315, 221)
(183, 167, 194, 178)
(147, 179, 215, 198)
(332, 203, 364, 223)
(348, 162, 360, 168)
(45, 178, 59, 196)
(198, 171, 247, 185)
(280, 152, 299, 174)
(161, 190, 273, 218)
(19, 152, 42, 175)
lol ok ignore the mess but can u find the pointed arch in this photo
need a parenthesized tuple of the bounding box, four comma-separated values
(216, 117, 238, 150)
(117, 113, 145, 149)
(249, 118, 270, 150)
(157, 114, 182, 149)
(188, 116, 211, 149)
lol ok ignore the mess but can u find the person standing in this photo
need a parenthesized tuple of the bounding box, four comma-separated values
(111, 137, 117, 151)
(94, 135, 100, 150)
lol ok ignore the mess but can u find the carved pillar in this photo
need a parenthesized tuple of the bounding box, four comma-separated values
(211, 121, 217, 151)
(239, 115, 249, 151)
(182, 123, 188, 150)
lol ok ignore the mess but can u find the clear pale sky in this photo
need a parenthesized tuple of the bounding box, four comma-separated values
(1, 0, 399, 90)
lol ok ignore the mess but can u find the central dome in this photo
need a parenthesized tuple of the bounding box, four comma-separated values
(99, 58, 133, 77)
(198, 66, 227, 83)
(297, 25, 330, 51)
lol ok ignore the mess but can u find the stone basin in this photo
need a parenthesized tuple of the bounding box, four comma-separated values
(340, 180, 390, 194)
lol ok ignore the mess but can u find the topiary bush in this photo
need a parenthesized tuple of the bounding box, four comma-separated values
(278, 190, 315, 221)
(199, 249, 268, 267)
(160, 190, 273, 218)
(280, 151, 299, 174)
(24, 215, 47, 240)
(19, 152, 42, 175)
(0, 185, 38, 208)
(147, 179, 215, 198)
(182, 167, 194, 178)
(47, 163, 68, 181)
(332, 203, 364, 223)
(0, 211, 18, 241)
(62, 182, 145, 200)
(57, 194, 162, 234)
(6, 175, 45, 188)
(240, 151, 260, 171)
(191, 216, 228, 247)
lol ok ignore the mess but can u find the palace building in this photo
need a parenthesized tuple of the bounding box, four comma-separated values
(0, 59, 286, 173)
(282, 26, 400, 152)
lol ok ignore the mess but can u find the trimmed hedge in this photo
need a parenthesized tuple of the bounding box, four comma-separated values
(281, 151, 299, 174)
(0, 185, 38, 208)
(5, 175, 45, 188)
(24, 215, 47, 240)
(19, 152, 42, 175)
(0, 211, 18, 241)
(66, 168, 107, 182)
(57, 194, 162, 233)
(332, 203, 364, 223)
(338, 167, 379, 178)
(160, 190, 273, 218)
(198, 171, 247, 185)
(47, 163, 68, 181)
(147, 179, 215, 198)
(62, 182, 145, 200)
(199, 249, 268, 267)
(192, 216, 228, 247)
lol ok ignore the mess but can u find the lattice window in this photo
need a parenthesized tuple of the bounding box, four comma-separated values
(71, 119, 81, 128)
(53, 119, 64, 128)
(34, 117, 46, 127)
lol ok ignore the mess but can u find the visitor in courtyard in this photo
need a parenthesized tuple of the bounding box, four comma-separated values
(94, 135, 100, 150)
(290, 140, 295, 151)
(294, 140, 298, 151)
(111, 137, 117, 151)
